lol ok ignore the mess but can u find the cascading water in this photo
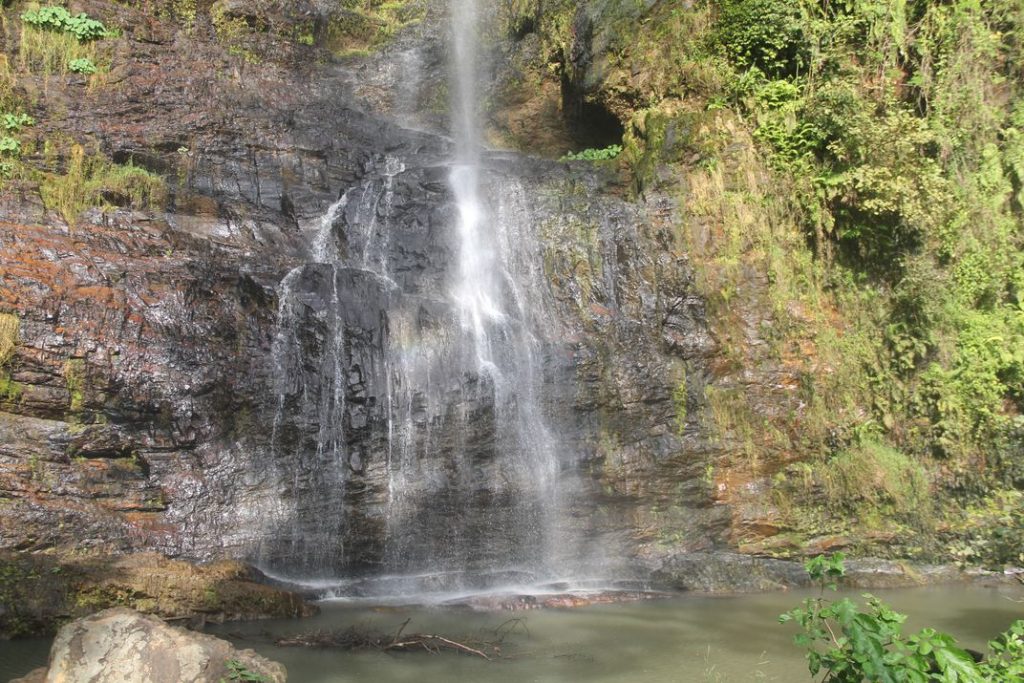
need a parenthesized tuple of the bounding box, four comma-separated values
(257, 0, 614, 597)
(447, 0, 559, 500)
(373, 0, 565, 592)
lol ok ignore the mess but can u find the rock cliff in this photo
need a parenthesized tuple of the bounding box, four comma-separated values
(1, 0, 1001, 629)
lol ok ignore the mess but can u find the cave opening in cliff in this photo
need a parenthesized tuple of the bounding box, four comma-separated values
(565, 98, 625, 153)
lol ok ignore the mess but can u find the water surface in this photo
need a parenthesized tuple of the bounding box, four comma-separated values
(209, 584, 1022, 683)
(2, 584, 1020, 682)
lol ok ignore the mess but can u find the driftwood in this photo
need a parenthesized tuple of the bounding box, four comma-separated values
(274, 618, 529, 660)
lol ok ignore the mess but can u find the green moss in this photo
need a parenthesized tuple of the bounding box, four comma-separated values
(0, 313, 17, 367)
(209, 1, 264, 64)
(63, 357, 85, 412)
(502, 0, 536, 38)
(0, 554, 78, 638)
(703, 385, 761, 461)
(819, 442, 930, 518)
(770, 440, 934, 556)
(325, 0, 425, 56)
(168, 0, 197, 28)
(0, 313, 20, 403)
(0, 376, 21, 402)
(672, 364, 689, 434)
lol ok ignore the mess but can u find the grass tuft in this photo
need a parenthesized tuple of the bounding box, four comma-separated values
(40, 144, 166, 225)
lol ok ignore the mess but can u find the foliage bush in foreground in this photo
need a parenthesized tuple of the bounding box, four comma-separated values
(781, 554, 1024, 681)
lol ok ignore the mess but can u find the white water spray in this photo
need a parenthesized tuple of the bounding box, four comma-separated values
(449, 0, 505, 375)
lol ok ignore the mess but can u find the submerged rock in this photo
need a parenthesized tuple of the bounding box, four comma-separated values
(16, 608, 286, 683)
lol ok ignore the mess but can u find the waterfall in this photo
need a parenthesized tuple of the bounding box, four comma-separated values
(257, 0, 605, 597)
(450, 0, 500, 374)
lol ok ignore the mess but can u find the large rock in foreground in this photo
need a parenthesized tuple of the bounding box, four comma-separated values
(17, 608, 286, 683)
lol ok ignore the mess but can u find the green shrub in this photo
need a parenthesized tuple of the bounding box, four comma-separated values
(68, 57, 97, 74)
(220, 659, 268, 683)
(20, 6, 110, 42)
(1, 113, 33, 132)
(713, 0, 807, 77)
(0, 136, 20, 156)
(781, 554, 1024, 681)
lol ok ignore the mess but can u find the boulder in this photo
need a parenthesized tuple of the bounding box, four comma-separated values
(27, 608, 286, 683)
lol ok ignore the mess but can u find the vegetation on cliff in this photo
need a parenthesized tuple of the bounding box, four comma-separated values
(0, 0, 424, 218)
(510, 0, 1024, 567)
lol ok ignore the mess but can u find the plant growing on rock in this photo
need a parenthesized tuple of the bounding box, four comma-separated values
(68, 57, 97, 74)
(324, 0, 427, 56)
(0, 111, 33, 180)
(0, 314, 21, 414)
(221, 659, 268, 683)
(19, 5, 111, 75)
(39, 144, 166, 224)
(0, 135, 19, 155)
(561, 144, 623, 161)
(2, 112, 33, 131)
(20, 6, 110, 42)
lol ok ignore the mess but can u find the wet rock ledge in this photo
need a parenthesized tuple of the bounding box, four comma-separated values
(0, 552, 315, 640)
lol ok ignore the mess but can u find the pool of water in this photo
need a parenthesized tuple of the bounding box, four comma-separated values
(2, 584, 1021, 682)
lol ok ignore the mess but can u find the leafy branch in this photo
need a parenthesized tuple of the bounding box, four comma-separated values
(780, 554, 1024, 681)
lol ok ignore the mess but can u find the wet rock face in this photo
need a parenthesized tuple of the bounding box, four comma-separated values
(1, 0, 727, 583)
(198, 154, 725, 583)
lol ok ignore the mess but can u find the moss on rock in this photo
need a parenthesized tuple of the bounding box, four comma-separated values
(0, 552, 315, 639)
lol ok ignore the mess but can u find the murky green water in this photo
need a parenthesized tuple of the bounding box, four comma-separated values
(2, 584, 1021, 682)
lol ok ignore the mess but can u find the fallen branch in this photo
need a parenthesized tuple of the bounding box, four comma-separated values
(385, 635, 491, 660)
(275, 623, 502, 660)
